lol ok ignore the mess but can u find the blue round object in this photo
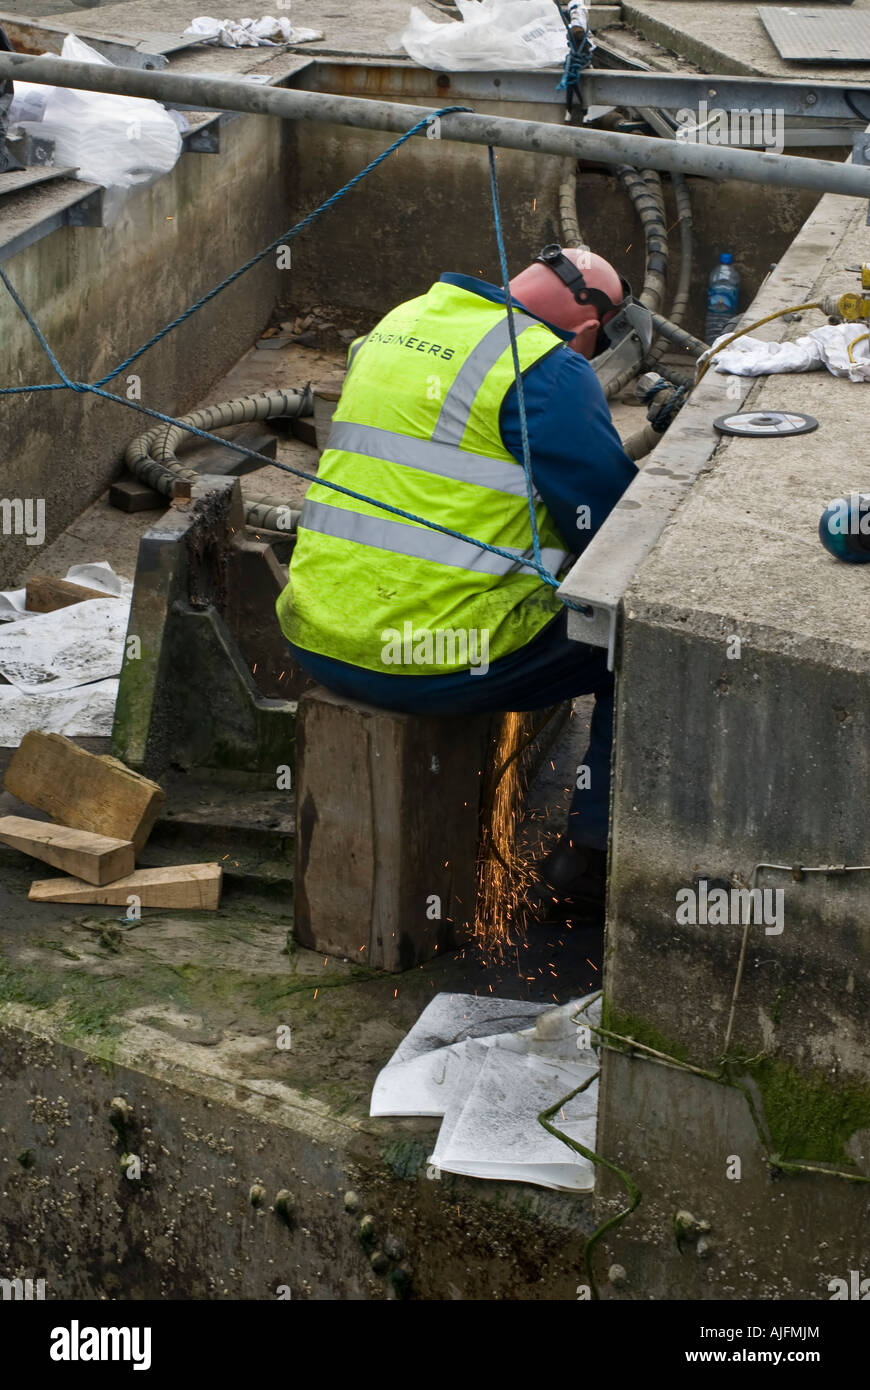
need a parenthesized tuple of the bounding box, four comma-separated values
(819, 494, 870, 563)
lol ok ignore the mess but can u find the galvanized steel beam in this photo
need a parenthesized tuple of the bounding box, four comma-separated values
(1, 53, 870, 200)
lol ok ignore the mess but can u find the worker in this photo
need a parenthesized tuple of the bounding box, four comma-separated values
(276, 247, 638, 916)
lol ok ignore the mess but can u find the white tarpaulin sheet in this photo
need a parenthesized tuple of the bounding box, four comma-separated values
(371, 991, 600, 1191)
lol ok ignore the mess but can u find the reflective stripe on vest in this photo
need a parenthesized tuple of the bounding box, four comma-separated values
(300, 498, 568, 578)
(432, 314, 538, 445)
(328, 421, 542, 499)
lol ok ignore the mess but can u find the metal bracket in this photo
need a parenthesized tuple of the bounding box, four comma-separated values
(183, 120, 221, 154)
(566, 598, 620, 671)
(5, 130, 54, 167)
(66, 188, 104, 228)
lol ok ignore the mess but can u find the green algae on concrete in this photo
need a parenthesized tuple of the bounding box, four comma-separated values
(601, 997, 870, 1172)
(600, 999, 690, 1066)
(740, 1056, 870, 1169)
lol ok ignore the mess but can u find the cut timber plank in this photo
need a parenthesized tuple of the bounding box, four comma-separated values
(28, 862, 222, 909)
(0, 814, 134, 886)
(25, 576, 115, 613)
(4, 732, 165, 855)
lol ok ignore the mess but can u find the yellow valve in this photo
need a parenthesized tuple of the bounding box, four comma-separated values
(836, 291, 870, 321)
(861, 263, 870, 292)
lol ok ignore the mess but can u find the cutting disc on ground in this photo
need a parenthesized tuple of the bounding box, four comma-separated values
(713, 410, 819, 437)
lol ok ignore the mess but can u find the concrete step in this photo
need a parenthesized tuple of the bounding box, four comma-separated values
(144, 773, 295, 896)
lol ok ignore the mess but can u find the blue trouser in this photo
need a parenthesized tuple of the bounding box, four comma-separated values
(287, 612, 613, 850)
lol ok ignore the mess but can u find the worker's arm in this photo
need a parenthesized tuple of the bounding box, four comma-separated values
(499, 346, 637, 555)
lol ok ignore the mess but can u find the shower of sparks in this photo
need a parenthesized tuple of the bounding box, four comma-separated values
(473, 710, 535, 960)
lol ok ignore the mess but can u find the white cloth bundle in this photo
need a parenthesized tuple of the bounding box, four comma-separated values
(183, 15, 323, 47)
(707, 321, 870, 384)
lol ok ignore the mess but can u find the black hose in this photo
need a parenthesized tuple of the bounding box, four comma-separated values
(649, 311, 709, 359)
(613, 163, 668, 314)
(647, 169, 694, 367)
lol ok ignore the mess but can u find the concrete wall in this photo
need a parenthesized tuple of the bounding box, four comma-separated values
(0, 112, 292, 586)
(282, 98, 568, 320)
(282, 95, 817, 340)
(595, 190, 870, 1299)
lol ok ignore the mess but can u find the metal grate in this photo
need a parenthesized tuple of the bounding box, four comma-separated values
(758, 7, 870, 64)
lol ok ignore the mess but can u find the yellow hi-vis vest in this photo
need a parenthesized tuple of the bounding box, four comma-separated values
(276, 280, 570, 675)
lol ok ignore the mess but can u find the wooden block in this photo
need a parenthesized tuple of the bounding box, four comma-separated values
(25, 575, 115, 614)
(187, 425, 277, 477)
(28, 863, 222, 909)
(290, 416, 318, 448)
(109, 474, 165, 513)
(0, 814, 134, 886)
(294, 688, 490, 971)
(4, 732, 165, 855)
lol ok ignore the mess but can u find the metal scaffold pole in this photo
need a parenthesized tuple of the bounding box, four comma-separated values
(1, 52, 869, 200)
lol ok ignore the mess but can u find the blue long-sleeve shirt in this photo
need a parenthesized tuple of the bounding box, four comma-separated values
(286, 272, 637, 698)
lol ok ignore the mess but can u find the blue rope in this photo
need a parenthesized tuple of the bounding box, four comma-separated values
(555, 6, 594, 106)
(641, 379, 687, 432)
(487, 145, 542, 572)
(0, 107, 581, 598)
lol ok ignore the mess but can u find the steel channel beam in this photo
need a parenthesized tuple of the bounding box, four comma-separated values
(1, 54, 869, 201)
(579, 69, 870, 122)
(0, 15, 171, 70)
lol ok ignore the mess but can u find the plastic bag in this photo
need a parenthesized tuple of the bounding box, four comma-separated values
(390, 0, 568, 72)
(9, 34, 182, 188)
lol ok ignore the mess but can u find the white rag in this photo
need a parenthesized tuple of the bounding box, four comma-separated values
(707, 321, 870, 384)
(183, 15, 323, 47)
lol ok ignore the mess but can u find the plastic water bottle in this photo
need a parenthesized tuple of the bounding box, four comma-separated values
(705, 252, 741, 345)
